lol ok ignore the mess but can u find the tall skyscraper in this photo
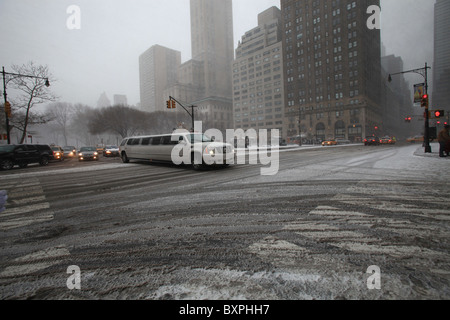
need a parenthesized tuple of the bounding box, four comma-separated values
(190, 0, 234, 99)
(166, 0, 235, 132)
(233, 7, 285, 136)
(433, 0, 450, 115)
(139, 45, 181, 113)
(281, 0, 382, 142)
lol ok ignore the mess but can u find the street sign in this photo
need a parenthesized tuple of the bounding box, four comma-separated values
(414, 83, 425, 103)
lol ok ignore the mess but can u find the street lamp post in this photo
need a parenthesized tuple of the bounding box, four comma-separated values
(388, 63, 432, 153)
(1, 66, 50, 144)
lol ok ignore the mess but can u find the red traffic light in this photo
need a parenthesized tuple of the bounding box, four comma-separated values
(422, 94, 428, 99)
(434, 110, 445, 118)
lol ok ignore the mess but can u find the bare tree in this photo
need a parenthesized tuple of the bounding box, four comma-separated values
(88, 105, 148, 139)
(8, 61, 58, 143)
(71, 104, 97, 146)
(45, 102, 74, 146)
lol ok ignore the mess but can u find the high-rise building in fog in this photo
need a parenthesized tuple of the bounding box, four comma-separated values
(433, 0, 450, 115)
(113, 94, 128, 106)
(381, 54, 415, 138)
(186, 0, 234, 132)
(165, 0, 234, 132)
(97, 92, 111, 108)
(233, 7, 285, 136)
(139, 45, 181, 113)
(281, 0, 382, 142)
(190, 0, 234, 99)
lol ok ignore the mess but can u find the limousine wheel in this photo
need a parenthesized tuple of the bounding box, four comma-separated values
(121, 152, 129, 163)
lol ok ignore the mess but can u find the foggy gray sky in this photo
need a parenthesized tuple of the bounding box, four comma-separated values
(0, 0, 435, 108)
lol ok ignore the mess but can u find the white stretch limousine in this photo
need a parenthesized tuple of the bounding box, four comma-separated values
(119, 133, 235, 170)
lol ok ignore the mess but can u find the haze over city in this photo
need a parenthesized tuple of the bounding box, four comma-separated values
(0, 0, 435, 107)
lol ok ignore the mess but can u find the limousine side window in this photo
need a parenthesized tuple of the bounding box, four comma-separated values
(161, 136, 174, 145)
(131, 139, 141, 146)
(141, 137, 152, 146)
(151, 137, 161, 145)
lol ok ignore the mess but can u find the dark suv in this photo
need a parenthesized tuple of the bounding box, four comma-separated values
(0, 144, 53, 170)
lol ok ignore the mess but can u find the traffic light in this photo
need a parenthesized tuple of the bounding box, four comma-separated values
(405, 116, 412, 123)
(166, 100, 176, 109)
(4, 101, 11, 118)
(421, 94, 429, 108)
(434, 110, 444, 118)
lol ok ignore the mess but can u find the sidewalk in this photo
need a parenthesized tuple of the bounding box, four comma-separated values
(413, 142, 450, 159)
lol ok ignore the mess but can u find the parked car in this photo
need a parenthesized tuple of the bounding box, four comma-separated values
(63, 146, 77, 158)
(0, 144, 51, 170)
(51, 146, 64, 161)
(364, 136, 380, 146)
(78, 147, 99, 161)
(322, 139, 338, 146)
(103, 145, 120, 157)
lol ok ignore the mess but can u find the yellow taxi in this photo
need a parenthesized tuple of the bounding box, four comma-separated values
(322, 139, 338, 146)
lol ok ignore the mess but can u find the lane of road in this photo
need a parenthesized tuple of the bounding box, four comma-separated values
(0, 144, 449, 299)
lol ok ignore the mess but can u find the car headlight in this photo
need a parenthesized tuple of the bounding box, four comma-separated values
(205, 147, 215, 156)
(79, 153, 83, 156)
(94, 152, 98, 156)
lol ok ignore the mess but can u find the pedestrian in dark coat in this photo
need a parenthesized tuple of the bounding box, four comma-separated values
(438, 125, 450, 157)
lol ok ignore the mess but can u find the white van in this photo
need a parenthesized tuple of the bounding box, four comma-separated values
(119, 132, 234, 170)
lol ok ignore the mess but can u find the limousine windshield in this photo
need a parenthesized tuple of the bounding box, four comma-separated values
(188, 134, 213, 143)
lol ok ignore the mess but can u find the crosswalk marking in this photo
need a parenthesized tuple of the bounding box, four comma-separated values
(0, 178, 54, 231)
(0, 246, 70, 278)
(248, 187, 449, 270)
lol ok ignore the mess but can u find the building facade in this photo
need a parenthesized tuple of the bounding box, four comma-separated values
(233, 7, 285, 137)
(139, 45, 181, 113)
(281, 0, 382, 143)
(433, 0, 450, 117)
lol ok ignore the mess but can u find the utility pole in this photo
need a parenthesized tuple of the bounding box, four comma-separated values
(388, 63, 432, 153)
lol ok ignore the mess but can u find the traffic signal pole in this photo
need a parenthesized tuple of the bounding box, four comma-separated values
(168, 96, 197, 132)
(388, 63, 432, 153)
(1, 66, 50, 145)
